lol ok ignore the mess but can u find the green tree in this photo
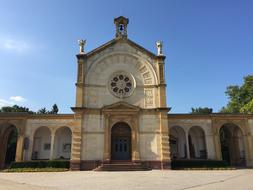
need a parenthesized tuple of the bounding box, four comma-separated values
(0, 105, 34, 113)
(50, 104, 59, 114)
(221, 75, 253, 114)
(191, 107, 213, 114)
(36, 104, 59, 114)
(240, 99, 253, 114)
(37, 107, 48, 114)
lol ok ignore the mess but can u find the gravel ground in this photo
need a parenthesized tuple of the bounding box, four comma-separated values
(0, 169, 253, 190)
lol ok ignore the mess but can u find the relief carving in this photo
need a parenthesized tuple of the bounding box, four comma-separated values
(139, 65, 147, 73)
(145, 89, 153, 107)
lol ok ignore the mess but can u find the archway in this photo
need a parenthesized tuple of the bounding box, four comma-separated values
(219, 123, 245, 166)
(0, 125, 18, 168)
(32, 126, 51, 160)
(111, 122, 131, 160)
(169, 126, 187, 159)
(54, 127, 72, 160)
(188, 126, 207, 159)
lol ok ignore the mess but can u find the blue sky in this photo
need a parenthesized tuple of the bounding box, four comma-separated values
(0, 0, 252, 113)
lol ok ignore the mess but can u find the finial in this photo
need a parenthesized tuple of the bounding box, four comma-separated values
(78, 39, 86, 54)
(156, 41, 163, 56)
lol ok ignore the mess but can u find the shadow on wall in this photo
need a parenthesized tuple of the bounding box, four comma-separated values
(169, 125, 207, 160)
(139, 129, 161, 169)
(0, 123, 18, 169)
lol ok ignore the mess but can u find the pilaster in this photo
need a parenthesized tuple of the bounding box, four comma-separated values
(103, 114, 111, 163)
(49, 132, 55, 160)
(156, 55, 167, 108)
(70, 113, 83, 170)
(75, 54, 87, 107)
(15, 135, 24, 162)
(160, 112, 170, 169)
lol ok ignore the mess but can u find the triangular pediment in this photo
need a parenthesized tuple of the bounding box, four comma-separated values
(86, 38, 157, 59)
(102, 101, 140, 112)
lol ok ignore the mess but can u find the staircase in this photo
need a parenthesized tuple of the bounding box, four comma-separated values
(93, 161, 152, 171)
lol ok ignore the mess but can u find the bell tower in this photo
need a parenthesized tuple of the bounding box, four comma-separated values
(114, 16, 129, 38)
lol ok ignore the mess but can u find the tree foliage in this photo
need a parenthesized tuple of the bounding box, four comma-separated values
(36, 104, 59, 114)
(220, 75, 253, 114)
(0, 104, 59, 114)
(0, 105, 35, 113)
(191, 107, 213, 114)
(51, 104, 59, 114)
(240, 99, 253, 114)
(37, 107, 48, 114)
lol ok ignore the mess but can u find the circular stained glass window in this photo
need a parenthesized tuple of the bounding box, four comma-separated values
(108, 72, 135, 98)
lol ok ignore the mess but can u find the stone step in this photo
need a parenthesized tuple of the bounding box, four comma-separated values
(94, 162, 152, 171)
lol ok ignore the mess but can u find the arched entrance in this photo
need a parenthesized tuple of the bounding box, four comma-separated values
(54, 127, 72, 160)
(0, 125, 18, 168)
(188, 126, 207, 159)
(169, 126, 187, 159)
(219, 123, 246, 166)
(111, 122, 131, 160)
(32, 126, 51, 160)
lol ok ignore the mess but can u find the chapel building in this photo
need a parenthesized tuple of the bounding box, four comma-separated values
(0, 17, 253, 170)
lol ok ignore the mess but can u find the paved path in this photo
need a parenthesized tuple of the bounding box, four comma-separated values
(0, 170, 253, 190)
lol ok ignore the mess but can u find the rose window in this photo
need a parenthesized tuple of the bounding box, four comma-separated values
(109, 72, 135, 98)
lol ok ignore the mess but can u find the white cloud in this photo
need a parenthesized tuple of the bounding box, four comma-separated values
(0, 99, 13, 107)
(10, 96, 27, 102)
(0, 96, 27, 108)
(0, 38, 30, 53)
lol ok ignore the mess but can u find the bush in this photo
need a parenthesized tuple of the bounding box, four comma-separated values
(4, 168, 69, 172)
(9, 160, 70, 169)
(171, 159, 230, 169)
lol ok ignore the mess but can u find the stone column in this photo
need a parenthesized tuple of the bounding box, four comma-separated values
(185, 131, 190, 159)
(0, 133, 4, 168)
(131, 116, 140, 162)
(213, 133, 222, 160)
(205, 134, 216, 159)
(103, 114, 110, 163)
(27, 136, 34, 160)
(15, 135, 24, 162)
(245, 134, 253, 167)
(50, 132, 55, 160)
(243, 134, 251, 167)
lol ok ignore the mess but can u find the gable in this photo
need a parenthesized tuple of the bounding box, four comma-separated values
(87, 38, 157, 59)
(85, 39, 158, 86)
(102, 101, 140, 112)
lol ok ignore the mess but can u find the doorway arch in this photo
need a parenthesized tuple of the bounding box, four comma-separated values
(32, 126, 51, 160)
(54, 127, 72, 160)
(219, 123, 246, 166)
(188, 126, 207, 159)
(0, 125, 18, 168)
(111, 122, 131, 160)
(169, 126, 187, 159)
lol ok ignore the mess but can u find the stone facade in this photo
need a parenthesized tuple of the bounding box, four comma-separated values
(0, 16, 253, 170)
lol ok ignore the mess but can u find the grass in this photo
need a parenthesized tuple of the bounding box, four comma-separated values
(176, 167, 236, 170)
(3, 167, 69, 172)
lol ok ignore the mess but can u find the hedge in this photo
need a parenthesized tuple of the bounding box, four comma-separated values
(5, 168, 69, 172)
(171, 159, 230, 169)
(9, 160, 70, 169)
